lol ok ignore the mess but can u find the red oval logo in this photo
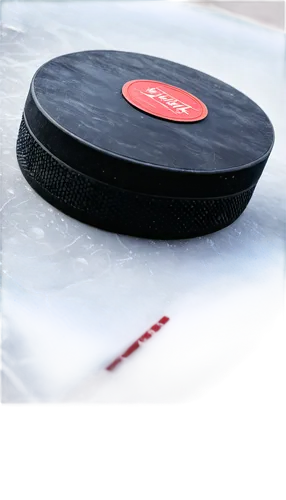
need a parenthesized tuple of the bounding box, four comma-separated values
(122, 80, 208, 123)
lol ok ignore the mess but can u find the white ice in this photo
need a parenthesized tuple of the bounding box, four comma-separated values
(1, 1, 285, 403)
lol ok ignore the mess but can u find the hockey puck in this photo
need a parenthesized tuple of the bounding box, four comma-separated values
(16, 50, 274, 239)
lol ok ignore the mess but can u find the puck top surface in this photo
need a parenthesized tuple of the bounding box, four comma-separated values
(25, 50, 274, 197)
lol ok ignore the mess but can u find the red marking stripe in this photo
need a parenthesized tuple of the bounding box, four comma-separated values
(106, 316, 170, 371)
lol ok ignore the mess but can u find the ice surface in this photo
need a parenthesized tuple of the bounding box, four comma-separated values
(1, 1, 285, 402)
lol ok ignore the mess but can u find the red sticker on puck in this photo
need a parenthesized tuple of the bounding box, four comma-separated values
(122, 80, 208, 122)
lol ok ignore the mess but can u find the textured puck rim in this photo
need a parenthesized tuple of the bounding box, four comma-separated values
(21, 112, 260, 200)
(29, 50, 275, 175)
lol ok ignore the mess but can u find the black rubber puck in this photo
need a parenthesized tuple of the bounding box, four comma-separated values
(16, 50, 274, 239)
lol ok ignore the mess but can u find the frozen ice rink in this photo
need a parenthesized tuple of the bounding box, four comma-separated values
(1, 1, 285, 403)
